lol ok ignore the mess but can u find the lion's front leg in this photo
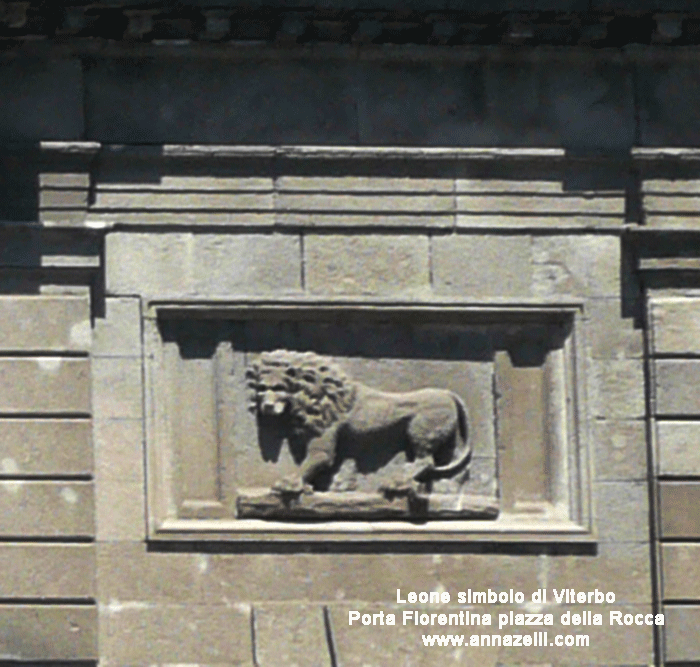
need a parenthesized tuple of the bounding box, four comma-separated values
(272, 426, 340, 496)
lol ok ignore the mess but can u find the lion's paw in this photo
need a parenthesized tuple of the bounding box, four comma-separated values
(272, 477, 313, 496)
(379, 478, 420, 498)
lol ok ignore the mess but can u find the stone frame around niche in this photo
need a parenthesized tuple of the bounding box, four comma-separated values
(144, 300, 591, 542)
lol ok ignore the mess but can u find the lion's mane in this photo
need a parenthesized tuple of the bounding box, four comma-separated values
(246, 350, 357, 437)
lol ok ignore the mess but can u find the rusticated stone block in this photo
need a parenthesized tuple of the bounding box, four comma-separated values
(91, 357, 143, 420)
(93, 419, 143, 483)
(328, 603, 652, 665)
(93, 297, 142, 357)
(254, 603, 331, 667)
(201, 554, 317, 604)
(0, 481, 94, 538)
(586, 298, 643, 359)
(656, 360, 700, 416)
(304, 234, 430, 296)
(548, 542, 651, 604)
(591, 359, 645, 419)
(0, 419, 92, 476)
(100, 604, 252, 665)
(662, 544, 700, 600)
(96, 543, 203, 604)
(0, 544, 94, 599)
(106, 232, 302, 297)
(592, 420, 647, 481)
(651, 297, 700, 354)
(532, 235, 620, 298)
(0, 358, 90, 415)
(664, 605, 700, 662)
(95, 477, 145, 542)
(657, 421, 700, 476)
(594, 481, 649, 542)
(432, 235, 532, 298)
(0, 296, 90, 352)
(660, 481, 700, 538)
(0, 605, 96, 661)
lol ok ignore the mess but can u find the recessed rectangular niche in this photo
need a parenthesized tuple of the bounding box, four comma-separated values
(145, 303, 590, 541)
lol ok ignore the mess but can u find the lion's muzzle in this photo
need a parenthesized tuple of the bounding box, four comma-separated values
(259, 389, 287, 416)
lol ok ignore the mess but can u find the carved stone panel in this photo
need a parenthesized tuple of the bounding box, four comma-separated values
(145, 304, 587, 540)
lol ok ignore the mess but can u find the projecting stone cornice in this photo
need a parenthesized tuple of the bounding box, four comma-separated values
(1, 3, 700, 48)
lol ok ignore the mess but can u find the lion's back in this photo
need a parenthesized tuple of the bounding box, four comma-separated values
(344, 385, 457, 435)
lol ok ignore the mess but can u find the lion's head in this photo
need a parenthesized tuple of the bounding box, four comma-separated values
(245, 350, 356, 437)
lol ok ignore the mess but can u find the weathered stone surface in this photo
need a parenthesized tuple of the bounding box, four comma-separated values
(93, 297, 142, 357)
(547, 542, 651, 604)
(237, 490, 498, 520)
(0, 605, 96, 661)
(650, 297, 700, 355)
(594, 481, 649, 542)
(90, 210, 275, 226)
(638, 63, 700, 146)
(591, 359, 645, 419)
(657, 421, 700, 476)
(660, 481, 700, 538)
(85, 59, 357, 144)
(310, 553, 539, 604)
(495, 349, 549, 510)
(0, 481, 94, 538)
(0, 296, 90, 352)
(278, 192, 454, 213)
(97, 543, 202, 604)
(277, 212, 453, 228)
(586, 298, 643, 359)
(304, 234, 429, 296)
(91, 357, 143, 420)
(254, 603, 330, 667)
(0, 544, 94, 599)
(97, 174, 273, 192)
(92, 190, 273, 211)
(532, 235, 620, 298)
(664, 605, 700, 662)
(655, 360, 700, 416)
(201, 554, 318, 604)
(0, 358, 90, 414)
(277, 176, 453, 193)
(0, 60, 83, 141)
(328, 603, 652, 665)
(0, 419, 92, 476)
(358, 61, 634, 151)
(662, 544, 700, 600)
(106, 232, 302, 297)
(457, 191, 623, 215)
(95, 477, 144, 541)
(100, 604, 253, 665)
(432, 235, 532, 297)
(39, 188, 89, 209)
(93, 419, 143, 482)
(593, 420, 647, 481)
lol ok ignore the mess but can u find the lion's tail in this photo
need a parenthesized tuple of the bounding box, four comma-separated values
(430, 393, 471, 477)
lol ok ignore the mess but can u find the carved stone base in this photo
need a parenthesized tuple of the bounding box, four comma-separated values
(236, 489, 499, 520)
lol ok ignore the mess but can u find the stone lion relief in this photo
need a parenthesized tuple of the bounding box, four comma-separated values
(238, 350, 498, 520)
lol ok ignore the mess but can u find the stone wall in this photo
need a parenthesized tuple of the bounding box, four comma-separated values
(0, 42, 699, 665)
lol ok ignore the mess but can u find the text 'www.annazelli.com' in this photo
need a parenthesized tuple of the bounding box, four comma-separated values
(421, 633, 589, 648)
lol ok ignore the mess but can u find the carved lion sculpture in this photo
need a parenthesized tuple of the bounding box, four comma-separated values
(245, 350, 470, 496)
